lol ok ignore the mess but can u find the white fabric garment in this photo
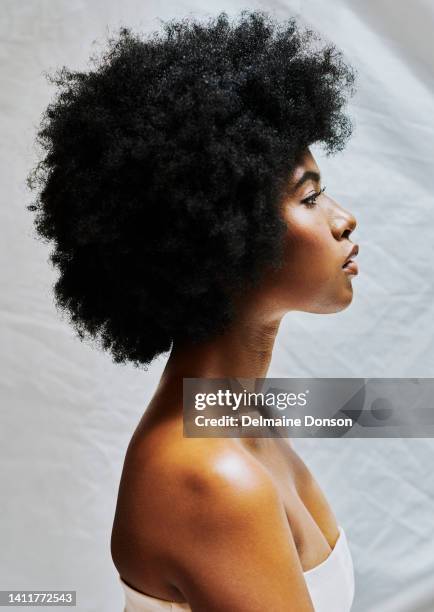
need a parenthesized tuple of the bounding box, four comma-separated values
(119, 525, 355, 611)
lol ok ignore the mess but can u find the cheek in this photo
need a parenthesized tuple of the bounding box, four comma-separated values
(283, 215, 334, 281)
(265, 206, 352, 313)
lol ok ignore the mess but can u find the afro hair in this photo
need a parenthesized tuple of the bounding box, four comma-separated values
(27, 10, 356, 368)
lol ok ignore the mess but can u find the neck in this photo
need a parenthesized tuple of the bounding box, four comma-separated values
(163, 314, 282, 381)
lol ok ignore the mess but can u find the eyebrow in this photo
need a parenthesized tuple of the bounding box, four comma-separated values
(290, 170, 322, 193)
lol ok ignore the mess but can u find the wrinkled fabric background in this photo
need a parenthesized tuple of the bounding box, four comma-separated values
(1, 1, 434, 611)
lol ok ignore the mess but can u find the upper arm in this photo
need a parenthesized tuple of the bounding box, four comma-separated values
(168, 452, 315, 612)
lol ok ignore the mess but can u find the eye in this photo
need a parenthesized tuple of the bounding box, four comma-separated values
(301, 186, 326, 207)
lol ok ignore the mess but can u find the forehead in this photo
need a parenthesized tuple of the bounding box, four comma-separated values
(289, 149, 321, 185)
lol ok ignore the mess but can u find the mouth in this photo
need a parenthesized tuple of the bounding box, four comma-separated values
(342, 260, 359, 275)
(342, 244, 359, 276)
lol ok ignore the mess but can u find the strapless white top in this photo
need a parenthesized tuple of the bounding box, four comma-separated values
(119, 525, 355, 611)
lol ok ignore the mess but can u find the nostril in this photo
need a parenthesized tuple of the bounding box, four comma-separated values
(342, 229, 352, 239)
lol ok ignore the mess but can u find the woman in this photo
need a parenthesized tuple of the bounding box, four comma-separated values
(27, 11, 358, 611)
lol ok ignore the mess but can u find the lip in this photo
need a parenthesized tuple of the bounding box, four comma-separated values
(343, 244, 359, 265)
(342, 244, 359, 275)
(342, 260, 359, 275)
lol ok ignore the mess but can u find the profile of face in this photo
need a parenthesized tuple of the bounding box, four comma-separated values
(257, 148, 359, 318)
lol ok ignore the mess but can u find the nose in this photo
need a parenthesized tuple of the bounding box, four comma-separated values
(330, 201, 357, 240)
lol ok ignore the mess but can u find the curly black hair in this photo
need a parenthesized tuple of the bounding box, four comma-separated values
(27, 10, 356, 368)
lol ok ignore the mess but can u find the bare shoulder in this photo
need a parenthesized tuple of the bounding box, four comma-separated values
(114, 419, 280, 551)
(145, 430, 313, 610)
(126, 421, 276, 520)
(113, 422, 314, 610)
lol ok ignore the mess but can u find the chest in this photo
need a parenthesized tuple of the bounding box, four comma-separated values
(246, 438, 340, 571)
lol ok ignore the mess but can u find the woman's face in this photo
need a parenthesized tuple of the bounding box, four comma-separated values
(262, 148, 359, 316)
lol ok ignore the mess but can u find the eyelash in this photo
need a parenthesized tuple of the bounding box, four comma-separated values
(301, 186, 326, 207)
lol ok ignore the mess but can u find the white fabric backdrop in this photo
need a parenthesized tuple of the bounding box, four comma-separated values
(1, 1, 434, 610)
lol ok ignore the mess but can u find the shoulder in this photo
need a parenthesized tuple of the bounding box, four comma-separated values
(131, 424, 276, 508)
(171, 439, 280, 524)
(145, 434, 313, 610)
(123, 423, 280, 538)
(114, 428, 315, 610)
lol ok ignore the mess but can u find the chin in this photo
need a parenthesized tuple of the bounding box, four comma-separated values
(334, 289, 354, 313)
(306, 289, 354, 314)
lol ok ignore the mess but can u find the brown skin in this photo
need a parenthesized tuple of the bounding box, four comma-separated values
(111, 148, 358, 611)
